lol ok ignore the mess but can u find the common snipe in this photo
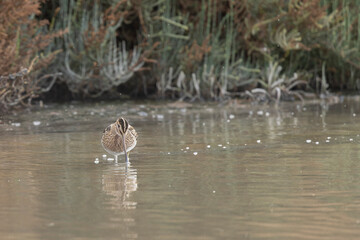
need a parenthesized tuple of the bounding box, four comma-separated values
(101, 117, 138, 163)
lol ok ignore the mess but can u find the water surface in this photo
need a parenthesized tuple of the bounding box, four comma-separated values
(1, 98, 360, 239)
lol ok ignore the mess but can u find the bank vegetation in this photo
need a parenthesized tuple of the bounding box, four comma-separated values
(1, 0, 360, 111)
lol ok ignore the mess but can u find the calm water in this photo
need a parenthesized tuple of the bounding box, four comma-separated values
(1, 98, 360, 239)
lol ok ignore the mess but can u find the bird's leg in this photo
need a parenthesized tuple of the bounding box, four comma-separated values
(122, 135, 128, 164)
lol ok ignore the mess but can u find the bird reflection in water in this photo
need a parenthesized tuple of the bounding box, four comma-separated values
(102, 163, 138, 210)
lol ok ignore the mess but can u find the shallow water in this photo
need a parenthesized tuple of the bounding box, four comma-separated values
(2, 98, 360, 239)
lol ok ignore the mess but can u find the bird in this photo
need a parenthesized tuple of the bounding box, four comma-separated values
(101, 117, 138, 163)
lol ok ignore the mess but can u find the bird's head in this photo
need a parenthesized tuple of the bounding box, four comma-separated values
(114, 117, 129, 136)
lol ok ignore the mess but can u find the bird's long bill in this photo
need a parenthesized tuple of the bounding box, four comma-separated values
(122, 135, 128, 163)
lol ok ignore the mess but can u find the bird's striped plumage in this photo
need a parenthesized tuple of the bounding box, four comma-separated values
(101, 117, 137, 163)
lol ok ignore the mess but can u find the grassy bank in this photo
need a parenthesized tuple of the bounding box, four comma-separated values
(1, 0, 360, 110)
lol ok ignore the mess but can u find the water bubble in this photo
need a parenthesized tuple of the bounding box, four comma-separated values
(186, 147, 189, 150)
(306, 140, 312, 143)
(350, 138, 354, 141)
(218, 144, 222, 147)
(107, 158, 114, 161)
(327, 137, 331, 139)
(11, 123, 21, 127)
(193, 152, 198, 156)
(222, 146, 227, 149)
(265, 112, 270, 117)
(353, 113, 356, 117)
(102, 154, 107, 158)
(325, 140, 330, 143)
(33, 121, 41, 126)
(257, 110, 264, 116)
(257, 140, 261, 143)
(94, 158, 99, 164)
(315, 142, 319, 145)
(213, 190, 216, 193)
(207, 145, 211, 148)
(168, 152, 171, 155)
(227, 119, 230, 123)
(229, 114, 235, 119)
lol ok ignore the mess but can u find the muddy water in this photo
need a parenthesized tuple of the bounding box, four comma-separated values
(1, 98, 360, 239)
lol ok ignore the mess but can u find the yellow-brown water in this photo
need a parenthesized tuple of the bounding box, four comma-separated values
(1, 99, 360, 239)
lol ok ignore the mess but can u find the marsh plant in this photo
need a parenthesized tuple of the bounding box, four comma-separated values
(2, 0, 360, 110)
(247, 61, 309, 104)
